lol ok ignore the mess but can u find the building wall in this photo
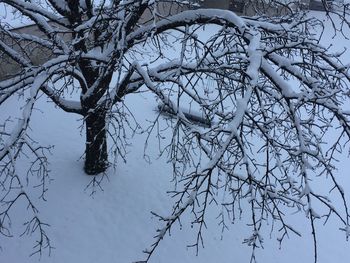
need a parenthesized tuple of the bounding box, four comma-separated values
(202, 0, 230, 9)
(0, 25, 53, 80)
(0, 2, 190, 80)
(0, 1, 324, 80)
(201, 0, 296, 15)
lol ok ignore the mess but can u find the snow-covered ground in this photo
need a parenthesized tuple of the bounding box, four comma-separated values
(1, 10, 350, 263)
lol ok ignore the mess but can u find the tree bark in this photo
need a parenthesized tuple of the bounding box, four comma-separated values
(84, 109, 108, 175)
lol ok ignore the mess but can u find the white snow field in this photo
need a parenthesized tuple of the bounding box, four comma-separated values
(1, 10, 350, 263)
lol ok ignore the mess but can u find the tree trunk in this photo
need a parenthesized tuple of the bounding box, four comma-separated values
(84, 109, 108, 175)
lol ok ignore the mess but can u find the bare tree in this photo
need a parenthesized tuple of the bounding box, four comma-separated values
(1, 0, 350, 261)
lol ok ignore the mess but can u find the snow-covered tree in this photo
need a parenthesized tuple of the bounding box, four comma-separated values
(1, 0, 350, 261)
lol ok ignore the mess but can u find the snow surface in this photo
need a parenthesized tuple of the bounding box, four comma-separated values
(1, 10, 350, 263)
